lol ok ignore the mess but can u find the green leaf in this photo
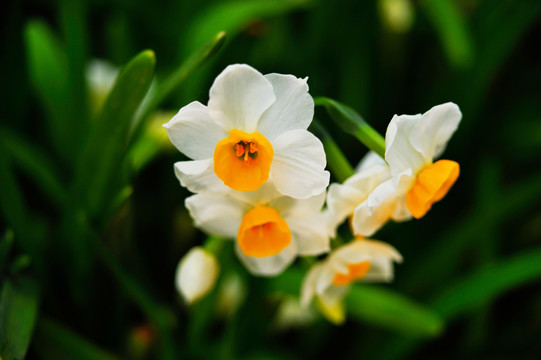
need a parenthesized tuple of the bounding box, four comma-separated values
(0, 127, 67, 208)
(24, 20, 73, 162)
(0, 277, 40, 360)
(185, 0, 313, 54)
(0, 147, 45, 262)
(431, 248, 541, 321)
(136, 32, 226, 127)
(34, 317, 120, 360)
(0, 230, 15, 275)
(73, 49, 155, 218)
(420, 0, 474, 69)
(315, 97, 386, 158)
(346, 285, 444, 337)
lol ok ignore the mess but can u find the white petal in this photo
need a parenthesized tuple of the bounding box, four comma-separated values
(326, 164, 390, 237)
(286, 213, 330, 256)
(163, 101, 227, 160)
(185, 193, 245, 239)
(257, 74, 314, 141)
(235, 241, 298, 277)
(208, 64, 275, 133)
(227, 181, 282, 207)
(175, 247, 219, 304)
(385, 113, 426, 175)
(392, 197, 412, 221)
(316, 265, 336, 294)
(271, 191, 326, 219)
(270, 129, 330, 199)
(333, 243, 371, 264)
(363, 257, 395, 282)
(351, 167, 415, 237)
(410, 102, 462, 161)
(355, 151, 386, 172)
(174, 159, 229, 194)
(301, 263, 324, 307)
(352, 179, 400, 237)
(319, 284, 350, 307)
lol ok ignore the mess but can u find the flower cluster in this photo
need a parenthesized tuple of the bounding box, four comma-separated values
(165, 64, 461, 320)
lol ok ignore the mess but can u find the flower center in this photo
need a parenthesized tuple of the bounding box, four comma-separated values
(332, 261, 371, 286)
(405, 159, 460, 219)
(237, 205, 291, 258)
(214, 129, 273, 191)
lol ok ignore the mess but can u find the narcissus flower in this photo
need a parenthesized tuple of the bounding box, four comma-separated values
(352, 102, 461, 236)
(185, 183, 329, 276)
(300, 239, 402, 311)
(175, 247, 219, 304)
(164, 64, 329, 199)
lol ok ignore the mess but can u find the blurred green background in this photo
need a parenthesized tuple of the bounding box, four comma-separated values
(1, 0, 541, 359)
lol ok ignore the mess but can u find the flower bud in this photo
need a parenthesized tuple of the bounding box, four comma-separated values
(175, 247, 219, 304)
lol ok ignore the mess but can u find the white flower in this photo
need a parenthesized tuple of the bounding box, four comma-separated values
(325, 151, 392, 238)
(185, 183, 330, 276)
(175, 247, 219, 304)
(163, 64, 329, 199)
(352, 102, 461, 236)
(301, 239, 402, 309)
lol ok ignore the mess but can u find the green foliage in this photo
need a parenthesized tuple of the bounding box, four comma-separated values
(315, 97, 386, 159)
(73, 49, 155, 218)
(432, 248, 541, 320)
(24, 21, 73, 163)
(185, 0, 313, 53)
(420, 0, 474, 69)
(0, 278, 40, 360)
(347, 285, 443, 338)
(34, 317, 120, 360)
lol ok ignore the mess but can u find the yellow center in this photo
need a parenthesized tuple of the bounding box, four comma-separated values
(332, 261, 371, 286)
(237, 205, 291, 258)
(213, 129, 273, 191)
(405, 159, 460, 219)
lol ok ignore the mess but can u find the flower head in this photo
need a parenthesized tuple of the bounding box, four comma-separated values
(185, 183, 330, 276)
(327, 102, 461, 237)
(175, 247, 219, 304)
(352, 102, 461, 236)
(301, 238, 402, 309)
(164, 64, 329, 199)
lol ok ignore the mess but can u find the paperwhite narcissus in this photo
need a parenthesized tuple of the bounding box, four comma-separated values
(185, 183, 329, 276)
(175, 247, 219, 304)
(328, 102, 461, 237)
(163, 64, 329, 199)
(300, 239, 402, 312)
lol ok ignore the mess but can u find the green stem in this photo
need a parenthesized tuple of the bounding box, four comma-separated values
(203, 236, 225, 255)
(310, 120, 354, 182)
(315, 96, 386, 159)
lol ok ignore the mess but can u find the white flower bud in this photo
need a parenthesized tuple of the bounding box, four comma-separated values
(175, 247, 219, 304)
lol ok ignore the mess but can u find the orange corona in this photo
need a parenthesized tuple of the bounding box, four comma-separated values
(332, 261, 371, 286)
(214, 129, 273, 191)
(237, 205, 291, 257)
(406, 160, 459, 219)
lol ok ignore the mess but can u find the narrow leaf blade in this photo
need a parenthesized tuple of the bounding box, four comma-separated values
(0, 278, 40, 360)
